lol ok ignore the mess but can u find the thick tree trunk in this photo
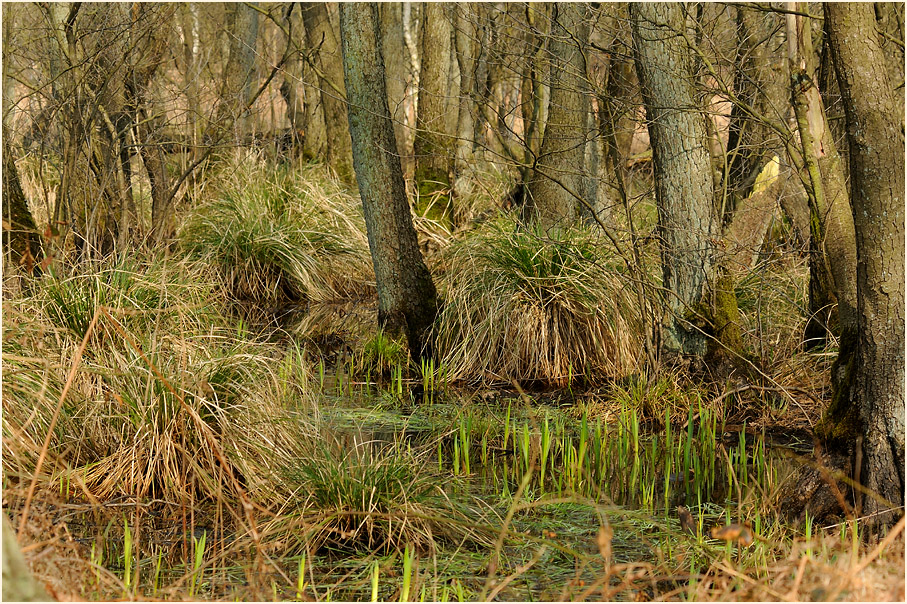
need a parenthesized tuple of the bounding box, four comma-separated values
(413, 2, 456, 224)
(524, 3, 590, 226)
(340, 2, 438, 361)
(631, 2, 719, 357)
(826, 2, 905, 527)
(301, 3, 353, 178)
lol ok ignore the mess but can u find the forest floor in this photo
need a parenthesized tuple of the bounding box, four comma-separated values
(3, 158, 905, 601)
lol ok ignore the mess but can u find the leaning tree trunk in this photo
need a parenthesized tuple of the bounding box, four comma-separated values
(524, 3, 590, 226)
(631, 2, 719, 358)
(301, 2, 353, 179)
(826, 2, 905, 527)
(340, 2, 439, 361)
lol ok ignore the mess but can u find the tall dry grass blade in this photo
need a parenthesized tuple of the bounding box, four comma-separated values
(18, 305, 100, 537)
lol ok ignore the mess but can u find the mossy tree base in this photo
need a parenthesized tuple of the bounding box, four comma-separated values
(815, 326, 860, 446)
(414, 168, 453, 229)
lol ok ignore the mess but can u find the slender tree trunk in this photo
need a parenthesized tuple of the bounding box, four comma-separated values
(2, 135, 42, 273)
(380, 2, 409, 161)
(340, 2, 438, 361)
(786, 4, 858, 351)
(454, 4, 477, 178)
(413, 2, 456, 224)
(215, 3, 259, 138)
(301, 2, 353, 178)
(725, 6, 787, 218)
(631, 2, 719, 358)
(826, 2, 905, 527)
(524, 3, 590, 226)
(278, 6, 306, 160)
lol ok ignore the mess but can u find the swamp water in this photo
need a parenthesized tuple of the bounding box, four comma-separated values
(45, 370, 816, 602)
(280, 372, 814, 601)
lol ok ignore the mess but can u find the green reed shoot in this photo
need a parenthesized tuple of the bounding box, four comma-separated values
(90, 542, 103, 595)
(371, 560, 380, 602)
(520, 423, 531, 474)
(502, 401, 511, 452)
(123, 517, 133, 595)
(152, 547, 164, 597)
(296, 555, 307, 600)
(401, 543, 414, 602)
(805, 510, 813, 558)
(453, 438, 460, 475)
(459, 417, 471, 474)
(190, 530, 207, 597)
(540, 416, 551, 492)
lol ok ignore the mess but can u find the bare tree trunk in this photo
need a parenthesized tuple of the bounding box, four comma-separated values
(278, 5, 306, 160)
(414, 2, 456, 224)
(725, 6, 787, 218)
(631, 2, 719, 358)
(340, 2, 438, 361)
(380, 2, 409, 161)
(786, 4, 858, 351)
(3, 135, 42, 273)
(826, 2, 905, 526)
(215, 2, 259, 138)
(524, 3, 590, 226)
(454, 4, 477, 177)
(301, 2, 353, 178)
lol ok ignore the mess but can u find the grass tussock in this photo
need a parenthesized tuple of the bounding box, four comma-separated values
(433, 216, 642, 385)
(267, 432, 494, 555)
(2, 255, 314, 506)
(179, 156, 374, 308)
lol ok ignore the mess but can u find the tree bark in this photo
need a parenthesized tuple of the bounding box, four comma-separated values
(215, 2, 259, 138)
(379, 2, 409, 162)
(2, 135, 42, 273)
(786, 5, 858, 351)
(454, 4, 478, 176)
(826, 2, 905, 527)
(725, 5, 787, 218)
(413, 2, 456, 224)
(524, 3, 591, 226)
(301, 3, 353, 178)
(340, 2, 438, 361)
(631, 2, 719, 357)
